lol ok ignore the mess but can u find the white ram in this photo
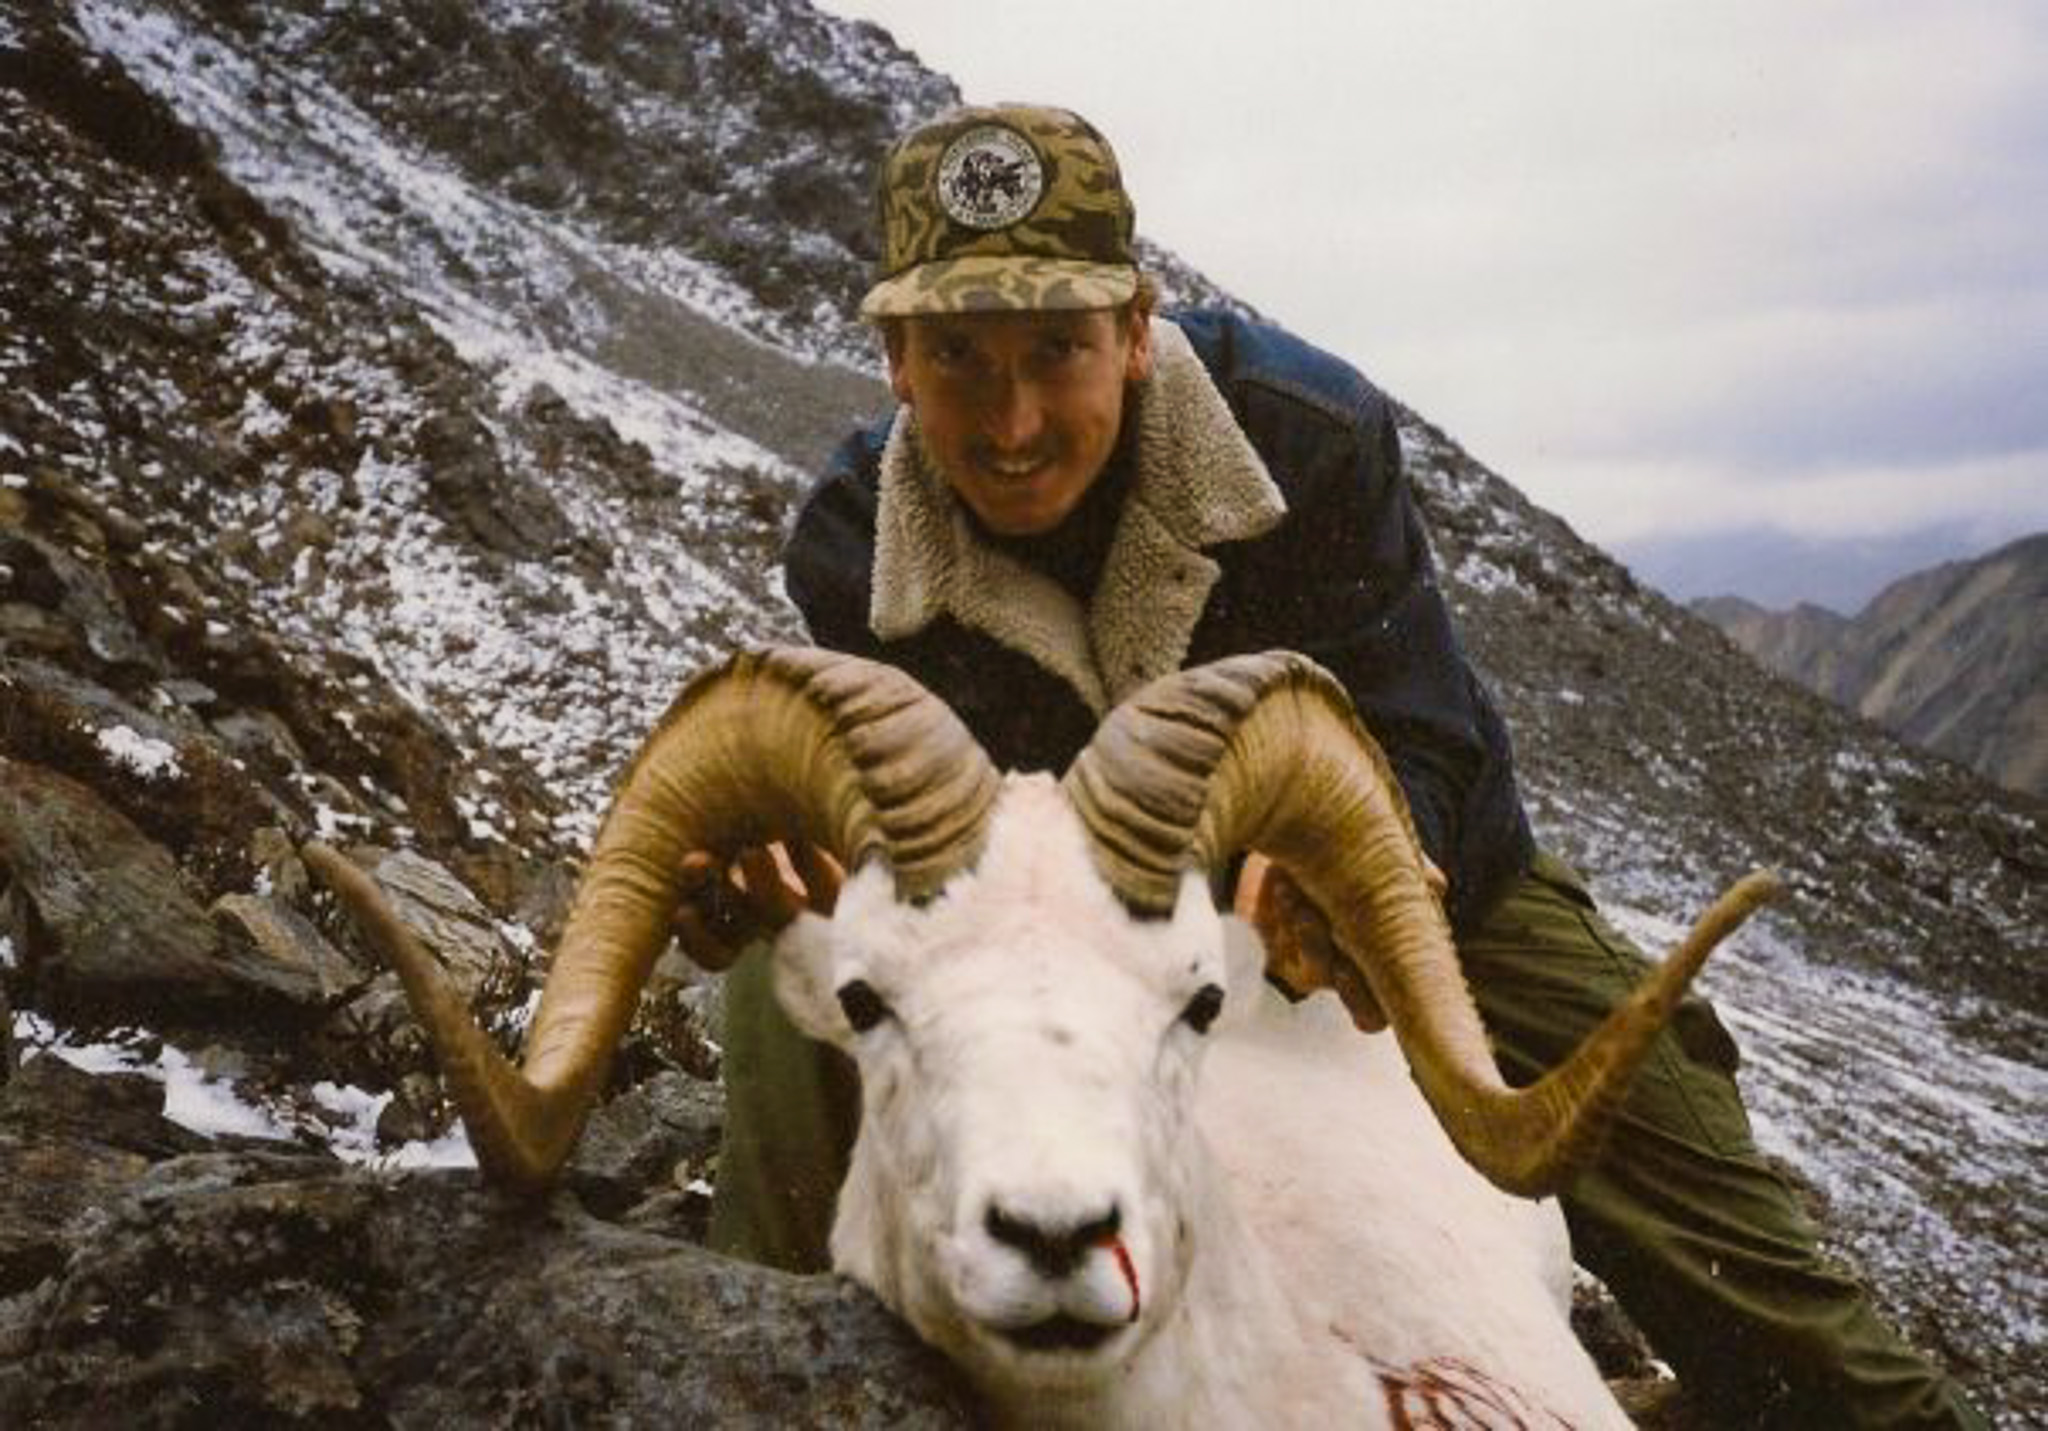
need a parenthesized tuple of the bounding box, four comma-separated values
(311, 647, 1776, 1428)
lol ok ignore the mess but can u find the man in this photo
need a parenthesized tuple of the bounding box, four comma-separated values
(691, 103, 1985, 1428)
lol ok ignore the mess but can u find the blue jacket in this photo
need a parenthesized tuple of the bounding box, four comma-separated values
(783, 308, 1533, 932)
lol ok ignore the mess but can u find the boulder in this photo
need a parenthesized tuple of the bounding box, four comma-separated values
(0, 760, 348, 1021)
(0, 1054, 210, 1298)
(0, 657, 291, 891)
(352, 846, 521, 1004)
(0, 1154, 976, 1428)
(0, 757, 227, 1015)
(0, 1048, 212, 1156)
(211, 892, 371, 1007)
(564, 1069, 724, 1218)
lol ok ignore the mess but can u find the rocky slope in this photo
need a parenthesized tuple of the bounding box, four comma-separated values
(1695, 534, 2048, 800)
(1, 1, 2041, 1424)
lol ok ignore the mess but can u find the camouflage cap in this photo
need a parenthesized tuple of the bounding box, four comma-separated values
(860, 104, 1138, 318)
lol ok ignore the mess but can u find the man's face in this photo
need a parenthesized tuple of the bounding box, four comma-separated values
(887, 307, 1153, 536)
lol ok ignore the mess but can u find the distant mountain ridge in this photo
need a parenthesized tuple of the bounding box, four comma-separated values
(1694, 533, 2048, 798)
(1619, 522, 2004, 613)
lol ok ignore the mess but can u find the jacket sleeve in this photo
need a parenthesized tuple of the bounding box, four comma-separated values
(782, 425, 891, 660)
(1249, 389, 1496, 882)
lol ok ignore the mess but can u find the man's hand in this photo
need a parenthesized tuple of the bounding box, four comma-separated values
(1233, 851, 1444, 1034)
(672, 841, 843, 970)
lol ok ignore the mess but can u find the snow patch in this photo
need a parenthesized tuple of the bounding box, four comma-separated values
(1597, 895, 2048, 1357)
(15, 1014, 294, 1142)
(95, 724, 182, 780)
(159, 1044, 298, 1141)
(313, 802, 371, 839)
(11, 1013, 478, 1168)
(1454, 550, 1531, 599)
(307, 1080, 477, 1169)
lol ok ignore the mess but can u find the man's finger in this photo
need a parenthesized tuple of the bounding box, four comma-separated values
(1233, 851, 1272, 921)
(1248, 865, 1327, 995)
(788, 842, 844, 915)
(676, 849, 722, 891)
(735, 845, 803, 925)
(1421, 855, 1449, 902)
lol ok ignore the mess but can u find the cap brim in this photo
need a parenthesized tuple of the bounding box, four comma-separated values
(860, 255, 1138, 318)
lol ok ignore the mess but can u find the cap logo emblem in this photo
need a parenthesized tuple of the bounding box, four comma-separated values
(936, 125, 1044, 231)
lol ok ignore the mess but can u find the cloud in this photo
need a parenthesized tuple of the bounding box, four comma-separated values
(1354, 287, 2048, 474)
(820, 0, 2048, 559)
(1533, 447, 2048, 548)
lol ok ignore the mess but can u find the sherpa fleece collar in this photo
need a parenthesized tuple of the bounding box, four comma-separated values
(870, 317, 1286, 715)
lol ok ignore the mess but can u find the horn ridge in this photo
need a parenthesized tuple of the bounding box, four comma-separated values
(1063, 650, 1322, 912)
(315, 646, 1000, 1191)
(1063, 651, 1775, 1196)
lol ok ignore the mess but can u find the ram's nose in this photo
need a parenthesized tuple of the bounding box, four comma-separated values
(983, 1201, 1122, 1280)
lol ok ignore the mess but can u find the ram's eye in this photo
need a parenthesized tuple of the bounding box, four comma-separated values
(1180, 983, 1225, 1035)
(836, 979, 892, 1033)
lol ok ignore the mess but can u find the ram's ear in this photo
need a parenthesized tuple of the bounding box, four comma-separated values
(770, 912, 852, 1046)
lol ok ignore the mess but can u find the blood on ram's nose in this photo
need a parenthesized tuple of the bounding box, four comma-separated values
(1098, 1231, 1141, 1322)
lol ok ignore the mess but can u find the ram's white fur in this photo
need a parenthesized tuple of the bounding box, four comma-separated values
(775, 775, 1630, 1429)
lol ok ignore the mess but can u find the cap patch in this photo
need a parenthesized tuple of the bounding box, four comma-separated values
(936, 125, 1044, 231)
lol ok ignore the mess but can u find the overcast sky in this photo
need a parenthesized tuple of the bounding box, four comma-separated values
(817, 0, 2048, 606)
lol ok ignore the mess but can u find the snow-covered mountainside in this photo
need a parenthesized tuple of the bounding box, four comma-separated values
(2, 1, 2041, 1423)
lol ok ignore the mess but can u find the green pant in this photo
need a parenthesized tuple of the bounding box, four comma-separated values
(1464, 851, 1984, 1428)
(705, 945, 861, 1273)
(708, 850, 1986, 1428)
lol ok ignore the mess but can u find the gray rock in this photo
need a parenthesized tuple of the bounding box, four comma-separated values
(0, 760, 350, 1020)
(330, 973, 427, 1058)
(0, 757, 226, 1015)
(1, 654, 197, 759)
(0, 1050, 209, 1160)
(0, 1055, 206, 1299)
(565, 1070, 724, 1218)
(0, 527, 155, 678)
(210, 704, 310, 770)
(415, 408, 582, 562)
(0, 657, 301, 888)
(0, 1157, 976, 1428)
(155, 676, 221, 712)
(211, 891, 370, 1006)
(0, 1123, 151, 1301)
(359, 847, 519, 1003)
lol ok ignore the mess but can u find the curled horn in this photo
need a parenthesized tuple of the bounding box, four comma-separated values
(1062, 651, 1778, 1196)
(306, 647, 1000, 1192)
